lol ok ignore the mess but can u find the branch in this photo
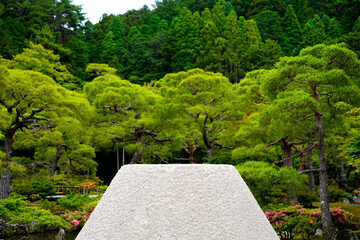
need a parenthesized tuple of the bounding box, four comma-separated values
(214, 142, 240, 150)
(292, 144, 316, 153)
(24, 161, 51, 167)
(326, 94, 337, 111)
(142, 130, 171, 143)
(299, 168, 320, 174)
(110, 137, 136, 142)
(295, 114, 315, 122)
(280, 76, 295, 89)
(210, 109, 226, 122)
(102, 105, 127, 114)
(264, 138, 283, 148)
(288, 141, 303, 146)
(150, 149, 169, 164)
(289, 144, 317, 160)
(0, 99, 20, 114)
(171, 157, 191, 161)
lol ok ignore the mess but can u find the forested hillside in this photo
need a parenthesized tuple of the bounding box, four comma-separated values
(1, 0, 360, 239)
(1, 0, 360, 84)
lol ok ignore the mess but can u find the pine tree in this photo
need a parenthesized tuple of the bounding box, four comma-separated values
(223, 1, 234, 16)
(211, 0, 226, 34)
(328, 18, 342, 40)
(108, 16, 125, 43)
(254, 10, 284, 42)
(100, 31, 117, 63)
(300, 15, 326, 50)
(223, 11, 244, 83)
(169, 8, 200, 71)
(282, 5, 301, 55)
(322, 14, 331, 35)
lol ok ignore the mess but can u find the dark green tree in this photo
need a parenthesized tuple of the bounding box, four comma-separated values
(223, 1, 235, 16)
(281, 5, 301, 55)
(254, 10, 284, 42)
(299, 15, 326, 51)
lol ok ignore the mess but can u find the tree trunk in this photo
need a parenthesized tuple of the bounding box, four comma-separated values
(206, 148, 213, 160)
(1, 128, 17, 199)
(50, 144, 67, 177)
(188, 145, 196, 164)
(315, 111, 335, 240)
(130, 152, 142, 164)
(282, 139, 293, 168)
(307, 144, 316, 194)
(0, 169, 11, 199)
(336, 160, 347, 190)
(281, 139, 298, 205)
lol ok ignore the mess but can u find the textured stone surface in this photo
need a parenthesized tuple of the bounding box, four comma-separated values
(76, 164, 279, 240)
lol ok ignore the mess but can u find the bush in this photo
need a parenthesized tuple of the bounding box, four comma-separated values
(236, 161, 309, 206)
(63, 201, 98, 230)
(328, 185, 347, 202)
(297, 191, 318, 208)
(0, 199, 68, 236)
(13, 177, 55, 198)
(57, 192, 99, 209)
(77, 182, 96, 193)
(38, 199, 57, 212)
(264, 205, 353, 240)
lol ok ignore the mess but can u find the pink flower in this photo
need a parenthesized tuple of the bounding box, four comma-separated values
(339, 218, 343, 223)
(310, 220, 313, 224)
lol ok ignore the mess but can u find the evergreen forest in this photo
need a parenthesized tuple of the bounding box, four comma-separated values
(1, 0, 360, 239)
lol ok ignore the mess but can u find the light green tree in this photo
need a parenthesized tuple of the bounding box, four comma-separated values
(2, 43, 80, 89)
(84, 64, 168, 164)
(0, 66, 68, 199)
(156, 68, 244, 159)
(260, 44, 360, 239)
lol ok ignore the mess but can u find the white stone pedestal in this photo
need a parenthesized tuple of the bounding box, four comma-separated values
(76, 164, 279, 240)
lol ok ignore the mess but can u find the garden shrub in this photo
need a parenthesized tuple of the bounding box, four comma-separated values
(13, 177, 55, 198)
(57, 192, 100, 209)
(63, 201, 98, 230)
(0, 199, 68, 236)
(39, 199, 57, 212)
(327, 185, 348, 202)
(265, 205, 353, 240)
(235, 161, 309, 206)
(77, 182, 96, 193)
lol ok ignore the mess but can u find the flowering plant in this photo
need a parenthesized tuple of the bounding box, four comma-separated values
(63, 201, 98, 230)
(77, 182, 96, 193)
(29, 193, 40, 201)
(264, 205, 352, 240)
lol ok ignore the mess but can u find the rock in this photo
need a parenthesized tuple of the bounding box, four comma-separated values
(0, 218, 5, 238)
(315, 229, 323, 235)
(55, 229, 66, 240)
(77, 164, 279, 240)
(338, 229, 359, 240)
